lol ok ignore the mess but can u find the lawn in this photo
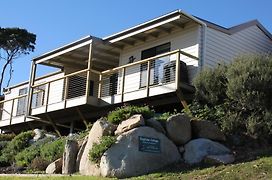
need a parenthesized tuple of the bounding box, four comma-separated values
(0, 155, 272, 180)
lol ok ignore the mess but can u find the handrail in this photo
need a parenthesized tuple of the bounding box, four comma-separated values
(101, 49, 199, 75)
(0, 94, 27, 104)
(31, 69, 101, 88)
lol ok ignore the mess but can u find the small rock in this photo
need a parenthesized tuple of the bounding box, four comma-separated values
(115, 114, 145, 135)
(33, 129, 45, 141)
(46, 158, 62, 174)
(166, 114, 191, 145)
(183, 138, 231, 164)
(204, 154, 235, 165)
(62, 139, 78, 174)
(145, 118, 166, 134)
(191, 120, 226, 141)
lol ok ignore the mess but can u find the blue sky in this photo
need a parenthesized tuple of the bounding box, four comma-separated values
(1, 0, 272, 86)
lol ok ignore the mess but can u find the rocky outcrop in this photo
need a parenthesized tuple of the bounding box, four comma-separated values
(62, 139, 78, 174)
(166, 114, 191, 145)
(100, 127, 181, 178)
(183, 138, 231, 164)
(191, 120, 226, 141)
(115, 114, 145, 135)
(76, 136, 88, 172)
(79, 119, 116, 176)
(145, 118, 166, 134)
(46, 158, 62, 174)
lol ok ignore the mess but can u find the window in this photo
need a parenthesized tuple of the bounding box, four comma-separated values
(140, 42, 171, 88)
(16, 87, 28, 116)
(32, 85, 45, 108)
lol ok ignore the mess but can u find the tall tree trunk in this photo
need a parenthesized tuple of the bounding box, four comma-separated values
(0, 56, 13, 94)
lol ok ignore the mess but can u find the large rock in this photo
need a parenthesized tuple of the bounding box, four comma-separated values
(76, 136, 88, 172)
(79, 119, 116, 176)
(191, 120, 226, 141)
(33, 129, 45, 141)
(115, 114, 145, 135)
(166, 114, 191, 145)
(100, 127, 181, 178)
(145, 118, 166, 134)
(62, 139, 78, 174)
(46, 158, 62, 174)
(183, 138, 231, 164)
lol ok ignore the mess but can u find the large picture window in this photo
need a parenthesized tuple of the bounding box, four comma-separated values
(140, 42, 171, 88)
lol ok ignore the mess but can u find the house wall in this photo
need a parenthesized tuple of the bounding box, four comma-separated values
(204, 25, 272, 68)
(117, 22, 201, 94)
(1, 72, 64, 121)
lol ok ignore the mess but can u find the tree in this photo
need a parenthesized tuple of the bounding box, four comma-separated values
(0, 27, 36, 94)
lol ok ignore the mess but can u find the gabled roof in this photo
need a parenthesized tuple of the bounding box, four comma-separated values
(196, 17, 272, 40)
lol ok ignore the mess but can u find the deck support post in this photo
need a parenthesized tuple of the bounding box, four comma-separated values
(26, 61, 37, 117)
(45, 114, 61, 137)
(121, 68, 126, 102)
(85, 42, 93, 103)
(146, 61, 151, 97)
(76, 107, 88, 129)
(98, 73, 102, 98)
(69, 120, 74, 134)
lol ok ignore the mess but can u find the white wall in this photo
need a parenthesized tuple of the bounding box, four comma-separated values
(1, 72, 64, 121)
(205, 25, 272, 68)
(116, 22, 200, 94)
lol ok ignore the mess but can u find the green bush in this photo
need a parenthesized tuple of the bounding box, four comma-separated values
(40, 137, 65, 162)
(226, 55, 272, 111)
(191, 54, 272, 140)
(15, 137, 53, 167)
(193, 65, 227, 105)
(107, 105, 155, 124)
(0, 131, 34, 165)
(89, 136, 116, 163)
(156, 110, 178, 121)
(0, 133, 16, 141)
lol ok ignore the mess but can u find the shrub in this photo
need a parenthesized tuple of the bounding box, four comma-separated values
(107, 105, 155, 124)
(191, 54, 272, 140)
(193, 65, 227, 105)
(226, 55, 272, 111)
(29, 157, 50, 171)
(0, 131, 34, 165)
(0, 133, 16, 141)
(156, 110, 178, 121)
(15, 137, 53, 167)
(40, 137, 65, 162)
(89, 136, 116, 163)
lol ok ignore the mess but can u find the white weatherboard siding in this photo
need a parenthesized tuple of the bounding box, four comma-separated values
(118, 22, 200, 94)
(205, 26, 272, 68)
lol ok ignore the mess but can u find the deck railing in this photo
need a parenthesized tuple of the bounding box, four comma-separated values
(0, 49, 198, 123)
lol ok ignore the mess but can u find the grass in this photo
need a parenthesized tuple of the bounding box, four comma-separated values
(1, 149, 272, 180)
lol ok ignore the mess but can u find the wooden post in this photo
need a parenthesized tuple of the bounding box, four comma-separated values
(26, 61, 37, 116)
(121, 68, 126, 102)
(45, 82, 50, 112)
(76, 107, 88, 129)
(146, 61, 151, 97)
(45, 114, 61, 137)
(98, 73, 102, 98)
(85, 43, 93, 102)
(63, 77, 69, 108)
(9, 99, 14, 126)
(175, 50, 181, 89)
